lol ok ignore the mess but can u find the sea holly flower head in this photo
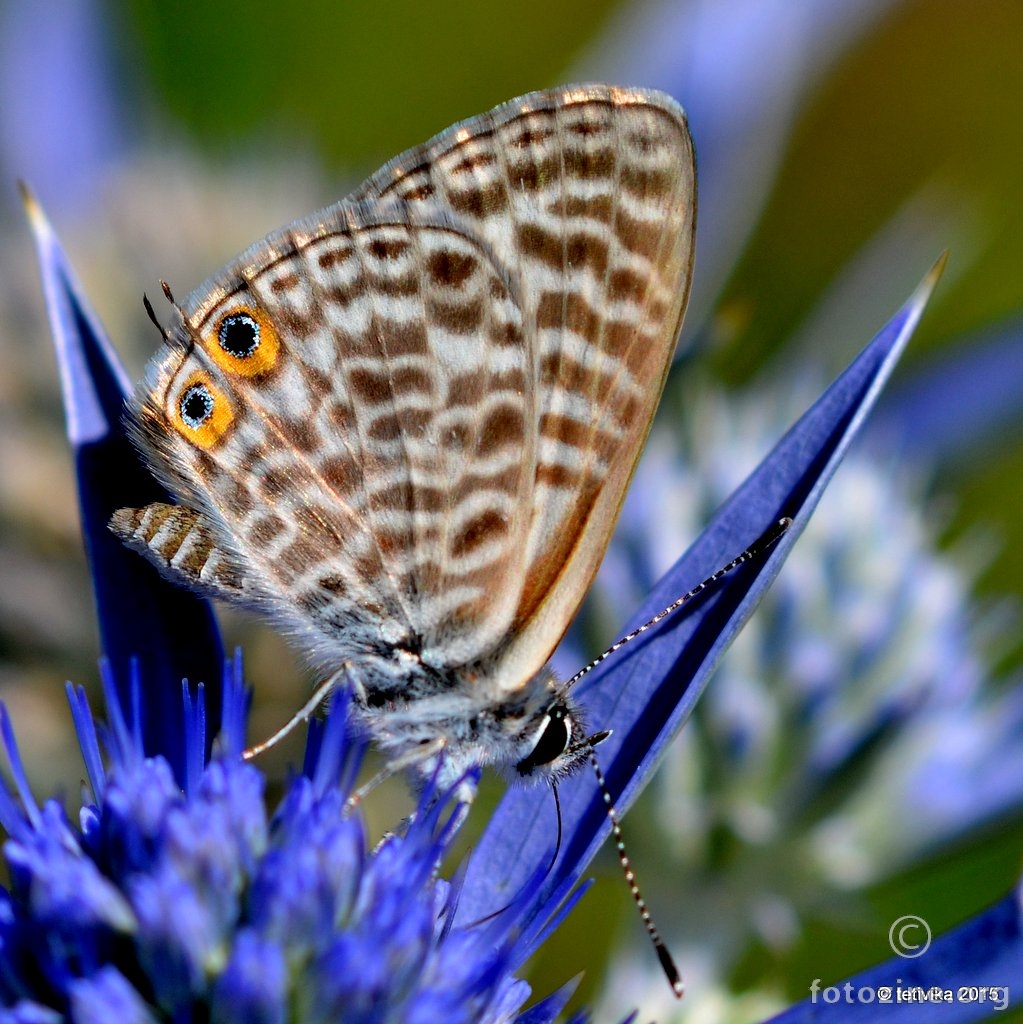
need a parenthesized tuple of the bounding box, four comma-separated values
(0, 665, 579, 1023)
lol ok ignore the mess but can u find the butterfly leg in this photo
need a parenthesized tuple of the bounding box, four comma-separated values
(242, 665, 349, 760)
(343, 736, 452, 812)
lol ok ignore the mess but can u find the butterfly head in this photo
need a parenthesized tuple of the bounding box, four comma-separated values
(507, 692, 606, 784)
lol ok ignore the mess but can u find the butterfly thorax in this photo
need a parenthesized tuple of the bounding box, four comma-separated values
(348, 653, 592, 788)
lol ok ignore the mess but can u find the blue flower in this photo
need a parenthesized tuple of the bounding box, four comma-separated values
(1, 661, 586, 1022)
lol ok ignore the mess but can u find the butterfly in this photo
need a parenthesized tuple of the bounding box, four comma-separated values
(111, 84, 696, 791)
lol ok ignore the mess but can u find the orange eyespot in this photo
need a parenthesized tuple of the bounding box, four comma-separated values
(206, 305, 280, 377)
(171, 373, 233, 449)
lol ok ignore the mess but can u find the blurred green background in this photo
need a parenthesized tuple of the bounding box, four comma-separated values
(2, 0, 1023, 1019)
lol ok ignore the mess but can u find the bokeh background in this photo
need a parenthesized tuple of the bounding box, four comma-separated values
(2, 0, 1023, 1020)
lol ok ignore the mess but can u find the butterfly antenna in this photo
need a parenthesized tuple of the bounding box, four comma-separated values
(588, 742, 683, 997)
(560, 517, 792, 697)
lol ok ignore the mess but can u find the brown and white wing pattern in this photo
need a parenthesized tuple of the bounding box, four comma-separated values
(352, 85, 696, 688)
(121, 213, 536, 672)
(114, 84, 695, 697)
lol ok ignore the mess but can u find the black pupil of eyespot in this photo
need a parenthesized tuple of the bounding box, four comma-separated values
(181, 385, 213, 427)
(219, 314, 260, 357)
(516, 707, 570, 775)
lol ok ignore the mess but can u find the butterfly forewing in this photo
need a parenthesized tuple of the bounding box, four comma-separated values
(120, 84, 695, 704)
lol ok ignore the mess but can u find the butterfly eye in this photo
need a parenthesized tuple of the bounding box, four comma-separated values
(218, 313, 260, 358)
(207, 306, 280, 377)
(515, 705, 571, 776)
(180, 382, 215, 428)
